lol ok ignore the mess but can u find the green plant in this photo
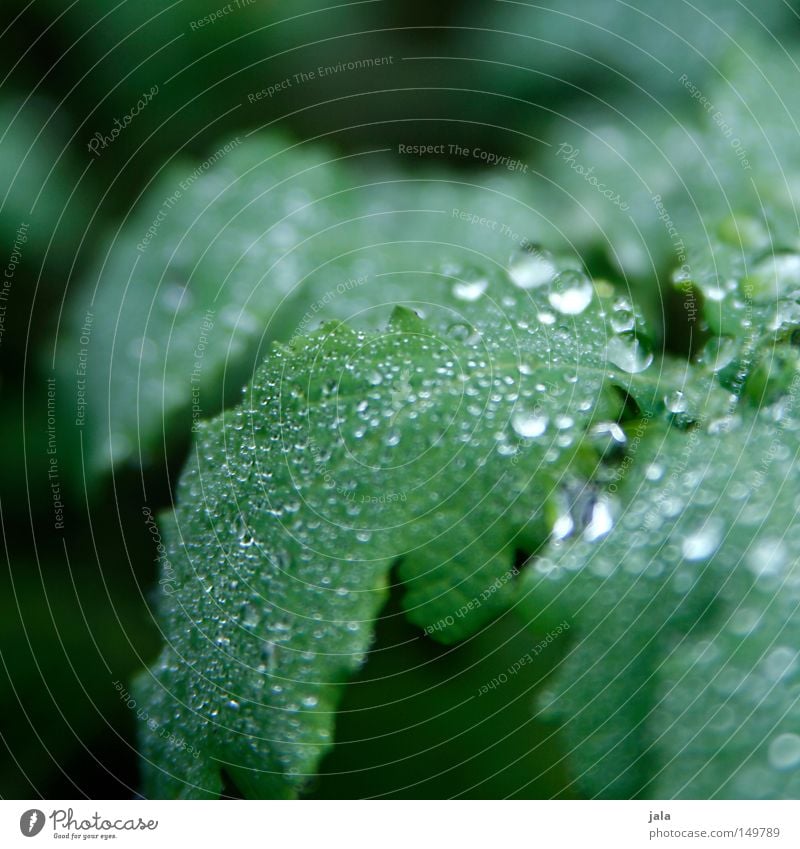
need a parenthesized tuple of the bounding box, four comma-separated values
(129, 126, 800, 793)
(135, 251, 680, 797)
(52, 29, 792, 792)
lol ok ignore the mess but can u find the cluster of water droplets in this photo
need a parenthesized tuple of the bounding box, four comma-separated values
(525, 408, 800, 798)
(139, 241, 678, 792)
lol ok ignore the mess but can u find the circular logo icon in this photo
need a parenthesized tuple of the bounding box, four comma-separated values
(19, 810, 45, 837)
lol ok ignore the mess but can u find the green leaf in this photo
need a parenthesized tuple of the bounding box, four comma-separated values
(61, 134, 572, 477)
(522, 408, 800, 798)
(135, 253, 680, 798)
(60, 137, 342, 476)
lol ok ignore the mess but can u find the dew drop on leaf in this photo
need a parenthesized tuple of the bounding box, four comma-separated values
(664, 390, 688, 414)
(584, 498, 614, 542)
(508, 245, 557, 289)
(610, 304, 635, 333)
(549, 277, 593, 315)
(452, 276, 488, 302)
(591, 421, 626, 444)
(645, 462, 665, 481)
(606, 333, 653, 374)
(511, 410, 548, 438)
(747, 537, 789, 577)
(681, 521, 722, 561)
(703, 336, 737, 372)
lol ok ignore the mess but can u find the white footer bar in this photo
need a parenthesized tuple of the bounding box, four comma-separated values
(1, 800, 796, 848)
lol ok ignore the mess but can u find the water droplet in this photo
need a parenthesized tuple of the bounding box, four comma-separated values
(707, 414, 736, 435)
(769, 299, 800, 331)
(665, 390, 688, 414)
(645, 463, 664, 481)
(453, 276, 488, 302)
(768, 733, 800, 770)
(681, 520, 722, 561)
(301, 695, 319, 708)
(703, 336, 736, 372)
(508, 245, 556, 289)
(747, 537, 789, 577)
(729, 607, 761, 636)
(242, 605, 260, 629)
(385, 430, 401, 447)
(551, 510, 574, 541)
(511, 410, 548, 438)
(610, 306, 635, 333)
(763, 646, 798, 682)
(606, 334, 653, 374)
(549, 275, 593, 315)
(129, 335, 158, 363)
(537, 311, 556, 326)
(584, 498, 614, 542)
(590, 421, 626, 444)
(447, 321, 474, 341)
(704, 284, 727, 302)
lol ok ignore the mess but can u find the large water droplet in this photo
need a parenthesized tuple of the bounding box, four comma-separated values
(584, 498, 614, 542)
(447, 321, 479, 343)
(549, 278, 593, 315)
(453, 276, 488, 302)
(681, 520, 722, 561)
(645, 462, 664, 481)
(747, 537, 789, 577)
(511, 410, 548, 438)
(591, 421, 626, 444)
(551, 510, 574, 541)
(703, 336, 736, 372)
(160, 282, 194, 314)
(606, 334, 653, 374)
(665, 390, 688, 414)
(508, 245, 557, 289)
(610, 303, 635, 333)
